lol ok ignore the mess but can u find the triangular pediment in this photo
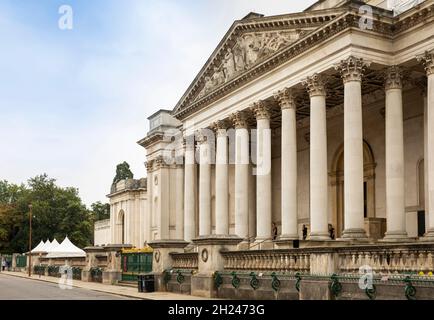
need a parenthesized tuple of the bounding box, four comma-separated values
(172, 6, 350, 118)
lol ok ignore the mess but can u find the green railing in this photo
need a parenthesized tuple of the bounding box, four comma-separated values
(16, 255, 27, 268)
(215, 270, 434, 300)
(121, 253, 153, 281)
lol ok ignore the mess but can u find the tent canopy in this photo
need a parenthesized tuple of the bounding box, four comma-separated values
(45, 236, 85, 258)
(31, 240, 46, 253)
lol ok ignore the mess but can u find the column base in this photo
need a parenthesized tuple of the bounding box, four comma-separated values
(381, 231, 411, 242)
(308, 232, 331, 241)
(341, 228, 368, 240)
(420, 229, 434, 242)
(253, 238, 274, 250)
(278, 234, 299, 241)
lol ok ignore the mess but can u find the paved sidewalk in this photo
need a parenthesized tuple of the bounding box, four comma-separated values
(1, 271, 212, 300)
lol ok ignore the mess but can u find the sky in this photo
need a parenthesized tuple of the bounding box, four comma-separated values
(0, 0, 317, 206)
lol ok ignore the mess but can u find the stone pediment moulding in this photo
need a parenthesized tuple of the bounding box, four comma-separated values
(173, 2, 434, 120)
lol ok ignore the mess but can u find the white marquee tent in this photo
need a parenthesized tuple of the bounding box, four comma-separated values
(30, 240, 46, 253)
(45, 236, 85, 258)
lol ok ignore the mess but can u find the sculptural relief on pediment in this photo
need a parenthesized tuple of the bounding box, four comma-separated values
(196, 30, 301, 101)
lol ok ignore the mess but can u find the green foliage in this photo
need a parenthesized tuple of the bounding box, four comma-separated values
(112, 162, 133, 185)
(0, 174, 93, 253)
(90, 201, 110, 221)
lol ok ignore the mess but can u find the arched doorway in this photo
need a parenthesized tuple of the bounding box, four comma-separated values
(330, 141, 376, 238)
(117, 210, 125, 244)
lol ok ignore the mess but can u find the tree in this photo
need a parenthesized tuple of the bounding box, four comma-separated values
(90, 201, 110, 221)
(0, 174, 94, 253)
(112, 162, 133, 185)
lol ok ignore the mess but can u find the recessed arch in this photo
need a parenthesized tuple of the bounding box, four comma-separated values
(329, 140, 377, 238)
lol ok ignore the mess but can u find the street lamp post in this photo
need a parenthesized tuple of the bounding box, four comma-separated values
(28, 204, 32, 277)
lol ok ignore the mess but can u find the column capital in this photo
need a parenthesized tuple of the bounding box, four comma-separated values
(417, 50, 434, 76)
(384, 65, 404, 90)
(145, 160, 154, 171)
(211, 119, 231, 137)
(230, 111, 249, 129)
(195, 129, 213, 145)
(334, 56, 370, 83)
(274, 88, 296, 110)
(155, 155, 171, 169)
(251, 100, 271, 120)
(302, 73, 327, 97)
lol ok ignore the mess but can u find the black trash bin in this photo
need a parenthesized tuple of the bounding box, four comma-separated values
(137, 275, 144, 293)
(144, 274, 155, 292)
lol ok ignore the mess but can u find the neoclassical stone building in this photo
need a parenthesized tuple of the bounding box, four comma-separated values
(138, 0, 434, 245)
(97, 0, 434, 299)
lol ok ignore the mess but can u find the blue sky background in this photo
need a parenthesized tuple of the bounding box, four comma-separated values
(0, 0, 316, 205)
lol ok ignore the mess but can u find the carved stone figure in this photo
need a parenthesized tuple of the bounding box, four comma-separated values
(223, 48, 236, 81)
(212, 66, 225, 86)
(234, 38, 246, 71)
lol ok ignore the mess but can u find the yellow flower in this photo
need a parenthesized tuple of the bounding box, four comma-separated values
(428, 272, 433, 277)
(419, 271, 425, 276)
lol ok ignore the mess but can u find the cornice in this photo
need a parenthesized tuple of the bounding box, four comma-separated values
(172, 2, 434, 122)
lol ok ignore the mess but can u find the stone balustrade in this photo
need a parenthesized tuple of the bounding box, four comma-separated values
(337, 245, 434, 275)
(219, 243, 434, 275)
(170, 252, 199, 270)
(221, 250, 311, 272)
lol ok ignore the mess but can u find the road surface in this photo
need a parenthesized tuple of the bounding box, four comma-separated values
(0, 273, 134, 300)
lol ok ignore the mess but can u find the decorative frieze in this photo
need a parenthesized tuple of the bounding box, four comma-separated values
(417, 50, 434, 76)
(274, 88, 296, 110)
(334, 56, 370, 83)
(302, 73, 327, 97)
(384, 65, 404, 90)
(251, 101, 270, 120)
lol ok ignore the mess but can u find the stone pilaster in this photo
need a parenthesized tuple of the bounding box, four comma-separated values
(211, 120, 230, 235)
(302, 74, 330, 240)
(335, 56, 370, 240)
(417, 50, 434, 240)
(197, 129, 213, 236)
(383, 66, 409, 241)
(274, 88, 299, 240)
(230, 111, 250, 241)
(184, 136, 196, 242)
(252, 101, 273, 247)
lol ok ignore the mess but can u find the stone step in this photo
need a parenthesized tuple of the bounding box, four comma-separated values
(117, 281, 137, 288)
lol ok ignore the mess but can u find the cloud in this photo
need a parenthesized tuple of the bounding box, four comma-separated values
(0, 0, 318, 206)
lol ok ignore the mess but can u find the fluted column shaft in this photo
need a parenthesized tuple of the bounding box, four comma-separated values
(384, 66, 408, 240)
(198, 133, 212, 236)
(214, 122, 229, 235)
(184, 141, 196, 242)
(335, 56, 369, 239)
(175, 162, 185, 240)
(253, 102, 272, 240)
(231, 112, 250, 239)
(275, 89, 298, 239)
(418, 51, 434, 239)
(303, 74, 330, 240)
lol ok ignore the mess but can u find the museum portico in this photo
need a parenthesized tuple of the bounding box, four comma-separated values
(137, 0, 434, 247)
(96, 0, 434, 300)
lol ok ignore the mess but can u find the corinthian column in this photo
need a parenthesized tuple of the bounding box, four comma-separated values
(212, 120, 229, 235)
(303, 74, 330, 240)
(184, 137, 196, 242)
(230, 111, 250, 240)
(335, 56, 370, 239)
(197, 130, 213, 236)
(418, 50, 434, 240)
(274, 88, 298, 240)
(383, 66, 408, 241)
(252, 101, 272, 242)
